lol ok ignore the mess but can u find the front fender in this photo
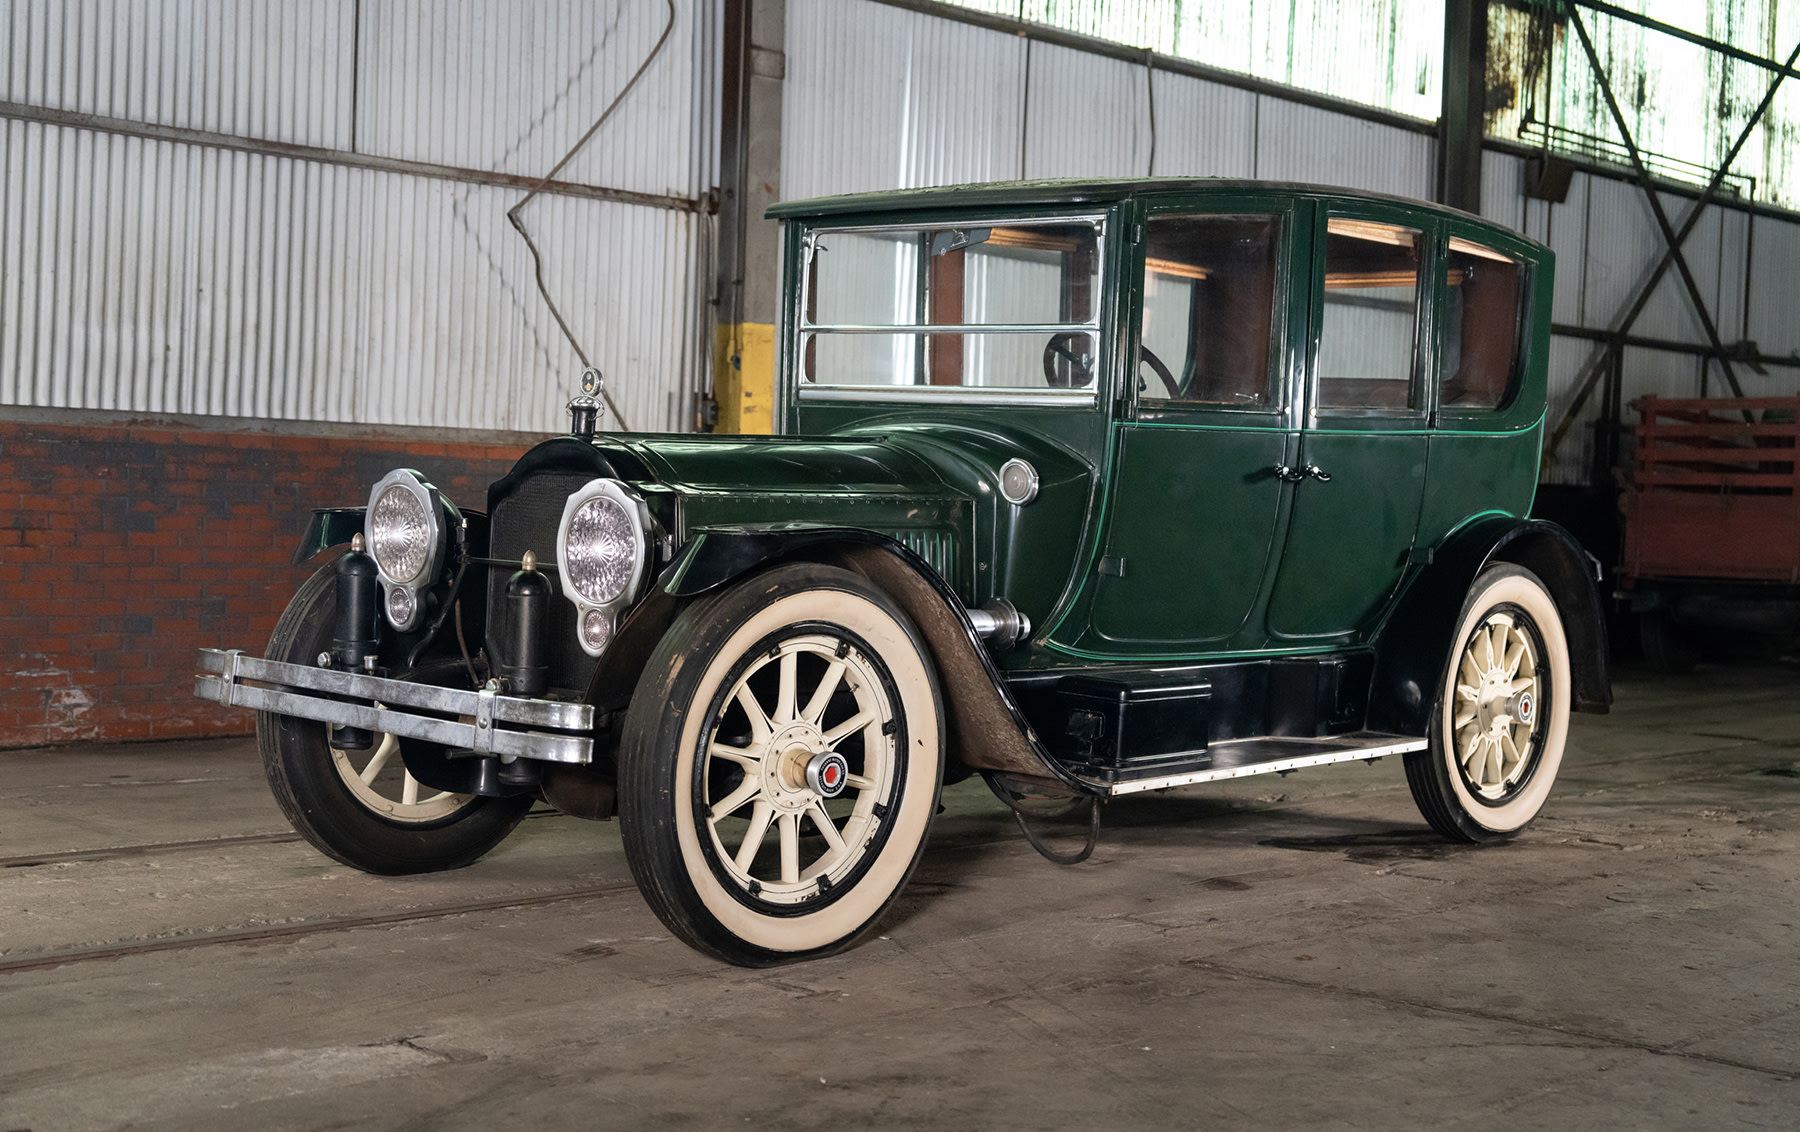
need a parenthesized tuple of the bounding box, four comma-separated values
(1368, 516, 1612, 735)
(647, 526, 1097, 796)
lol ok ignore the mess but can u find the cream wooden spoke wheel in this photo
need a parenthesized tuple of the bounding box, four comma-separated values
(620, 563, 943, 967)
(1406, 563, 1571, 843)
(701, 632, 899, 904)
(256, 564, 532, 875)
(1450, 613, 1540, 799)
(330, 730, 471, 824)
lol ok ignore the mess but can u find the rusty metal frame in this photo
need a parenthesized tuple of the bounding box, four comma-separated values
(1545, 8, 1800, 462)
(0, 99, 706, 216)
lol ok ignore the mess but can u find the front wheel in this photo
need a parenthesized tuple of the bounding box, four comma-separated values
(257, 564, 532, 875)
(618, 563, 944, 966)
(1404, 563, 1571, 844)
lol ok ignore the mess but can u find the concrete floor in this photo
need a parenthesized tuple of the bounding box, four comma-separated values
(1, 661, 1797, 1132)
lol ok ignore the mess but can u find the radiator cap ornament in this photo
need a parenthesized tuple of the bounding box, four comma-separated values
(568, 367, 603, 439)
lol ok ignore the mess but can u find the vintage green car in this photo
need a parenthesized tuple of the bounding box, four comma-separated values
(197, 179, 1611, 966)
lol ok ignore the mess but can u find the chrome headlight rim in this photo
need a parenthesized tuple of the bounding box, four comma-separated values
(365, 468, 448, 632)
(556, 479, 653, 658)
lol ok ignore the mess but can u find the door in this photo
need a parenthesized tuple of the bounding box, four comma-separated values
(1086, 204, 1301, 650)
(1266, 206, 1433, 642)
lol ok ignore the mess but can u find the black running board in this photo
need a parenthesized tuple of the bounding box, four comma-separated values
(1094, 732, 1427, 796)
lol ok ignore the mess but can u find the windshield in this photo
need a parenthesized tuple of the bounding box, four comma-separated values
(798, 218, 1104, 399)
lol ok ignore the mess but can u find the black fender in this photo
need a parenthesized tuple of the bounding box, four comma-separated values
(635, 525, 1097, 796)
(1368, 516, 1612, 735)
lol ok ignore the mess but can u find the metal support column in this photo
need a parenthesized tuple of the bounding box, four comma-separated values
(1438, 0, 1488, 213)
(713, 0, 786, 435)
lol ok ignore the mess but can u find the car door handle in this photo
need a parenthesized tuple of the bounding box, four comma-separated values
(1271, 464, 1332, 483)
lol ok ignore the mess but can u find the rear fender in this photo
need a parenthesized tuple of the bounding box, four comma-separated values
(647, 527, 1096, 796)
(1369, 517, 1611, 734)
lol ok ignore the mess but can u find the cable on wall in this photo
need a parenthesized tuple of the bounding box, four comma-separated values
(507, 0, 677, 432)
(1144, 47, 1156, 176)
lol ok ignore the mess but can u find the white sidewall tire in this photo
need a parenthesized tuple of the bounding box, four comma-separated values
(621, 565, 943, 962)
(1435, 566, 1570, 835)
(257, 565, 532, 875)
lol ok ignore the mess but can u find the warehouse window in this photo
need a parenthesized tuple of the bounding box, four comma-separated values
(1316, 218, 1423, 412)
(800, 219, 1102, 396)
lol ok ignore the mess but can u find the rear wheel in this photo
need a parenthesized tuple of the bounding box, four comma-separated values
(1405, 564, 1571, 844)
(619, 563, 943, 966)
(257, 564, 532, 875)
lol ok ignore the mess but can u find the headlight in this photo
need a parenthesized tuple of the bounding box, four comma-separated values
(556, 479, 653, 657)
(365, 469, 450, 631)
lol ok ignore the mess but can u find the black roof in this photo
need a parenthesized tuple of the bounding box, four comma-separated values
(767, 176, 1499, 229)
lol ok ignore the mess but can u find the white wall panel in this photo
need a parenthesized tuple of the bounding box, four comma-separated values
(0, 1, 714, 434)
(1746, 209, 1800, 358)
(357, 0, 712, 197)
(1541, 335, 1605, 487)
(1251, 97, 1433, 200)
(1633, 191, 1724, 348)
(1542, 172, 1591, 328)
(0, 0, 354, 147)
(1022, 43, 1148, 180)
(783, 0, 1023, 199)
(1477, 148, 1523, 231)
(1578, 176, 1658, 331)
(1146, 71, 1256, 179)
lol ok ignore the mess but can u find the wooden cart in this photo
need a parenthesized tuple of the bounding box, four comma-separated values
(1618, 395, 1800, 669)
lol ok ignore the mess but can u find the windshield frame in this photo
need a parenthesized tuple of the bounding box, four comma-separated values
(792, 211, 1111, 408)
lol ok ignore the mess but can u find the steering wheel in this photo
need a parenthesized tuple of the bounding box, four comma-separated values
(1138, 346, 1179, 399)
(1042, 333, 1095, 388)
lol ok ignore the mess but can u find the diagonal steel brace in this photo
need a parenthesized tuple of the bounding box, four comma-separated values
(1546, 8, 1800, 461)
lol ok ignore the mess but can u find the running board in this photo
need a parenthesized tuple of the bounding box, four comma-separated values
(1097, 732, 1427, 796)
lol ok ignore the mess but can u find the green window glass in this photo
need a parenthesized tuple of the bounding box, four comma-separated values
(1137, 214, 1282, 407)
(1442, 237, 1525, 410)
(1317, 218, 1423, 412)
(801, 221, 1101, 393)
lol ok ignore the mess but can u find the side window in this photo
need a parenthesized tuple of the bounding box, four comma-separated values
(1442, 237, 1525, 410)
(1317, 218, 1423, 412)
(1138, 214, 1282, 407)
(801, 221, 1101, 394)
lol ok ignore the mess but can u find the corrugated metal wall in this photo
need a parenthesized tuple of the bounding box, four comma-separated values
(0, 0, 718, 434)
(783, 0, 1436, 200)
(784, 0, 1800, 486)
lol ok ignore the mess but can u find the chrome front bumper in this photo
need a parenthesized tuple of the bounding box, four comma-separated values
(194, 648, 595, 764)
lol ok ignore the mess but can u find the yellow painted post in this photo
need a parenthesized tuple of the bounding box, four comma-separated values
(714, 322, 776, 435)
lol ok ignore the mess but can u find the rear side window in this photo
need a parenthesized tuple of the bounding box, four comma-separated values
(1442, 238, 1525, 411)
(1316, 217, 1424, 412)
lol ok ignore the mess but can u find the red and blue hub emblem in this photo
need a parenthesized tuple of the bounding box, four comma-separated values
(806, 751, 851, 799)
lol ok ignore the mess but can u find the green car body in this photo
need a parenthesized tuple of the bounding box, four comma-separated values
(201, 179, 1611, 966)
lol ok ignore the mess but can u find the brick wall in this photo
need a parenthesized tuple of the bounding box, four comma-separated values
(0, 411, 539, 749)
